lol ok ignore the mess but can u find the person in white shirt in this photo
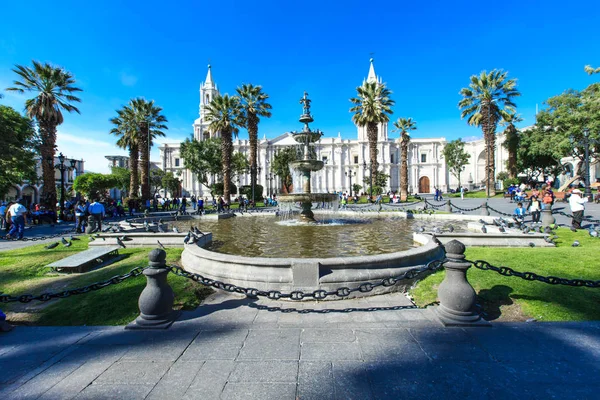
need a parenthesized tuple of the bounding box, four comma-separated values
(568, 189, 588, 230)
(7, 199, 27, 239)
(88, 199, 105, 233)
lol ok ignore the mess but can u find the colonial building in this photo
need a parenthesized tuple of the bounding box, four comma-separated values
(159, 61, 515, 198)
(3, 156, 84, 206)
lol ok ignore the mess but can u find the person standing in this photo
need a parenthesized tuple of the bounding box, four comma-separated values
(460, 186, 465, 200)
(528, 196, 541, 224)
(74, 200, 88, 233)
(568, 189, 588, 230)
(191, 195, 197, 211)
(6, 199, 27, 239)
(88, 198, 105, 233)
(181, 196, 187, 214)
(0, 202, 7, 230)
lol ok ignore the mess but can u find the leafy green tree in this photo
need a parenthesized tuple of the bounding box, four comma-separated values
(110, 105, 139, 197)
(352, 183, 362, 195)
(161, 171, 181, 197)
(0, 105, 40, 198)
(442, 138, 471, 190)
(6, 61, 82, 209)
(110, 166, 130, 196)
(515, 126, 563, 183)
(350, 81, 394, 187)
(501, 112, 522, 178)
(180, 137, 222, 188)
(365, 171, 390, 195)
(585, 65, 600, 75)
(458, 69, 520, 196)
(533, 83, 600, 182)
(150, 168, 165, 197)
(237, 84, 272, 199)
(392, 117, 417, 201)
(272, 147, 299, 193)
(73, 173, 118, 200)
(210, 182, 238, 197)
(205, 94, 243, 204)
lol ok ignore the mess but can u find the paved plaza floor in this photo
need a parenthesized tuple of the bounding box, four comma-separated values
(1, 197, 599, 399)
(1, 291, 599, 399)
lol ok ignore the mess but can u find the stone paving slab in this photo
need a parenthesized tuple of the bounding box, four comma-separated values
(1, 292, 599, 399)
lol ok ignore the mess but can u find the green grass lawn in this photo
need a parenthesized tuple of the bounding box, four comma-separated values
(0, 240, 212, 326)
(411, 227, 600, 321)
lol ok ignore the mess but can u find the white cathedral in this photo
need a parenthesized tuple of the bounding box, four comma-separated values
(158, 60, 513, 198)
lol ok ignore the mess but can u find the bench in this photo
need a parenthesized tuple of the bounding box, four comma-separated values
(46, 246, 120, 273)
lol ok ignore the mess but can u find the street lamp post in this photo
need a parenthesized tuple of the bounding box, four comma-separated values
(268, 172, 274, 197)
(47, 153, 76, 221)
(345, 169, 356, 196)
(570, 128, 598, 201)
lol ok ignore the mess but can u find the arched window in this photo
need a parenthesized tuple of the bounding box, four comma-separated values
(206, 94, 210, 104)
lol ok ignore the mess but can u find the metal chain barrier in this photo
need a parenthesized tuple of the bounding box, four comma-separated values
(552, 210, 600, 224)
(168, 259, 445, 301)
(449, 202, 483, 212)
(0, 266, 146, 303)
(0, 228, 80, 242)
(470, 260, 600, 288)
(486, 205, 528, 218)
(249, 303, 419, 313)
(424, 199, 446, 209)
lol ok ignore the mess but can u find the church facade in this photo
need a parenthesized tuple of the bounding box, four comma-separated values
(158, 61, 511, 198)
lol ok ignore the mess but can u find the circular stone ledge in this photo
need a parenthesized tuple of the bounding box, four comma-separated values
(181, 237, 444, 300)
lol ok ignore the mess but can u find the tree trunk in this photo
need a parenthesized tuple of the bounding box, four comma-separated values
(506, 127, 519, 179)
(488, 130, 497, 197)
(400, 132, 409, 201)
(248, 113, 258, 201)
(129, 143, 139, 198)
(482, 104, 496, 197)
(222, 129, 233, 204)
(367, 122, 378, 196)
(39, 122, 57, 213)
(139, 123, 150, 201)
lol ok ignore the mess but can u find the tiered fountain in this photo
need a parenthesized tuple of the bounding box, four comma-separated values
(278, 92, 339, 222)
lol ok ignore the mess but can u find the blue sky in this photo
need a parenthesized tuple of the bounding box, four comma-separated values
(1, 0, 599, 172)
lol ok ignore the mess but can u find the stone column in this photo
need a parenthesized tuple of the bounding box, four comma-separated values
(127, 249, 180, 330)
(541, 207, 556, 226)
(480, 201, 490, 216)
(434, 240, 489, 326)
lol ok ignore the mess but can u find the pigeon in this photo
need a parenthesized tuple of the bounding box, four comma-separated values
(194, 227, 203, 235)
(61, 237, 69, 245)
(544, 236, 555, 244)
(417, 226, 425, 233)
(431, 235, 443, 246)
(116, 237, 127, 249)
(544, 226, 553, 234)
(499, 226, 506, 233)
(102, 226, 112, 232)
(528, 242, 535, 247)
(70, 236, 81, 241)
(481, 225, 487, 234)
(89, 235, 95, 241)
(45, 242, 59, 249)
(589, 229, 599, 238)
(64, 241, 72, 247)
(479, 219, 487, 225)
(572, 240, 580, 247)
(157, 224, 166, 233)
(173, 227, 180, 233)
(157, 240, 166, 249)
(570, 226, 578, 232)
(493, 219, 502, 227)
(183, 232, 191, 245)
(119, 236, 132, 241)
(95, 258, 104, 263)
(522, 227, 531, 234)
(447, 225, 455, 233)
(432, 227, 442, 235)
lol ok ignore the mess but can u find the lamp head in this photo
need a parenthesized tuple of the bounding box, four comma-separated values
(70, 159, 77, 169)
(57, 153, 65, 164)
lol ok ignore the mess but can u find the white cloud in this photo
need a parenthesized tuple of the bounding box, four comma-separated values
(57, 132, 113, 148)
(120, 71, 138, 87)
(56, 130, 127, 173)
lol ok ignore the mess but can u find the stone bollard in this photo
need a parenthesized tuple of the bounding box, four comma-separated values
(434, 240, 489, 326)
(541, 207, 556, 226)
(446, 200, 452, 213)
(480, 201, 490, 216)
(126, 249, 180, 330)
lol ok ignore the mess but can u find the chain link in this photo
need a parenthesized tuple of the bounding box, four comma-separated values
(469, 260, 600, 288)
(424, 199, 446, 209)
(168, 259, 445, 300)
(0, 266, 146, 303)
(449, 202, 483, 212)
(485, 205, 529, 218)
(250, 303, 419, 313)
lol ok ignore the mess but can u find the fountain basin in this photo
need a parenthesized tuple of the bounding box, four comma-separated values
(288, 159, 324, 172)
(181, 236, 444, 300)
(277, 193, 339, 204)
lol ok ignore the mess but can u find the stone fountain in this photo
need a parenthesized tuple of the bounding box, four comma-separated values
(278, 92, 338, 223)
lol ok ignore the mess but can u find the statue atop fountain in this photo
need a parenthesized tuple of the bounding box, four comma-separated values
(278, 92, 339, 223)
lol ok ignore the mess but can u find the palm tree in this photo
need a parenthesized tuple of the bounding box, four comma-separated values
(392, 118, 417, 201)
(204, 94, 243, 205)
(6, 61, 81, 209)
(458, 70, 520, 197)
(128, 98, 168, 201)
(236, 84, 272, 200)
(110, 105, 139, 197)
(501, 112, 522, 179)
(350, 81, 394, 195)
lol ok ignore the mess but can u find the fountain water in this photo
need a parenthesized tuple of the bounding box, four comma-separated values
(277, 92, 339, 223)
